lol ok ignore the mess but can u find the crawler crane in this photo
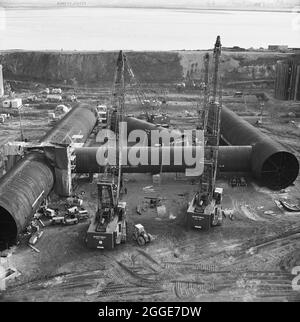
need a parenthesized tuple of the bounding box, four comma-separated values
(86, 51, 127, 250)
(187, 36, 223, 230)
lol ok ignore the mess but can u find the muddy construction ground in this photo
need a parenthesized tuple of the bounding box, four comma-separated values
(0, 81, 300, 302)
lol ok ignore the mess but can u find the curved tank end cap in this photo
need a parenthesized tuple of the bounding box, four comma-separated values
(252, 141, 299, 190)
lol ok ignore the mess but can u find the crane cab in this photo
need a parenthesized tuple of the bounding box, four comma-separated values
(187, 187, 223, 230)
(85, 181, 127, 250)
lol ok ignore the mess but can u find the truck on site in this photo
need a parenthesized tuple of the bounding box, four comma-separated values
(145, 112, 170, 128)
(67, 206, 78, 215)
(96, 104, 108, 124)
(45, 208, 57, 218)
(47, 94, 62, 102)
(64, 217, 79, 225)
(133, 224, 152, 246)
(26, 95, 38, 103)
(51, 216, 65, 225)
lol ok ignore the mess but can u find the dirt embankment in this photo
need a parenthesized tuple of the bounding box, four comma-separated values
(0, 50, 295, 85)
(0, 51, 183, 85)
(179, 51, 296, 83)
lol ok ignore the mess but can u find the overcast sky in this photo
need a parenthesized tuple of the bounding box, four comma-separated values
(1, 0, 299, 9)
(1, 0, 299, 50)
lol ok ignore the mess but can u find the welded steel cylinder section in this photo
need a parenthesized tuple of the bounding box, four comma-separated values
(125, 116, 164, 133)
(124, 116, 182, 142)
(41, 103, 98, 144)
(0, 152, 54, 248)
(218, 146, 252, 172)
(73, 146, 252, 174)
(221, 106, 299, 189)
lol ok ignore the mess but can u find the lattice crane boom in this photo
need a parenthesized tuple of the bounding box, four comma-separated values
(198, 36, 222, 203)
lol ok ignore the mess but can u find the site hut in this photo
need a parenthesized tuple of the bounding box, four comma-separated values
(2, 98, 22, 109)
(51, 88, 62, 94)
(47, 94, 62, 102)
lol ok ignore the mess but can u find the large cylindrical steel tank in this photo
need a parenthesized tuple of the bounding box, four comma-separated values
(0, 103, 98, 248)
(73, 146, 252, 174)
(221, 106, 299, 189)
(0, 152, 54, 248)
(41, 103, 98, 144)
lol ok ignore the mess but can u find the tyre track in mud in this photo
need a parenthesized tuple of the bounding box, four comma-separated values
(3, 255, 298, 302)
(3, 232, 299, 301)
(103, 249, 299, 301)
(145, 199, 296, 266)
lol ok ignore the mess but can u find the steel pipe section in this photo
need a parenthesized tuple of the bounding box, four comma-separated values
(218, 146, 252, 172)
(0, 103, 98, 247)
(74, 146, 252, 174)
(221, 106, 299, 189)
(0, 152, 54, 248)
(125, 116, 164, 133)
(124, 116, 183, 144)
(41, 103, 98, 144)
